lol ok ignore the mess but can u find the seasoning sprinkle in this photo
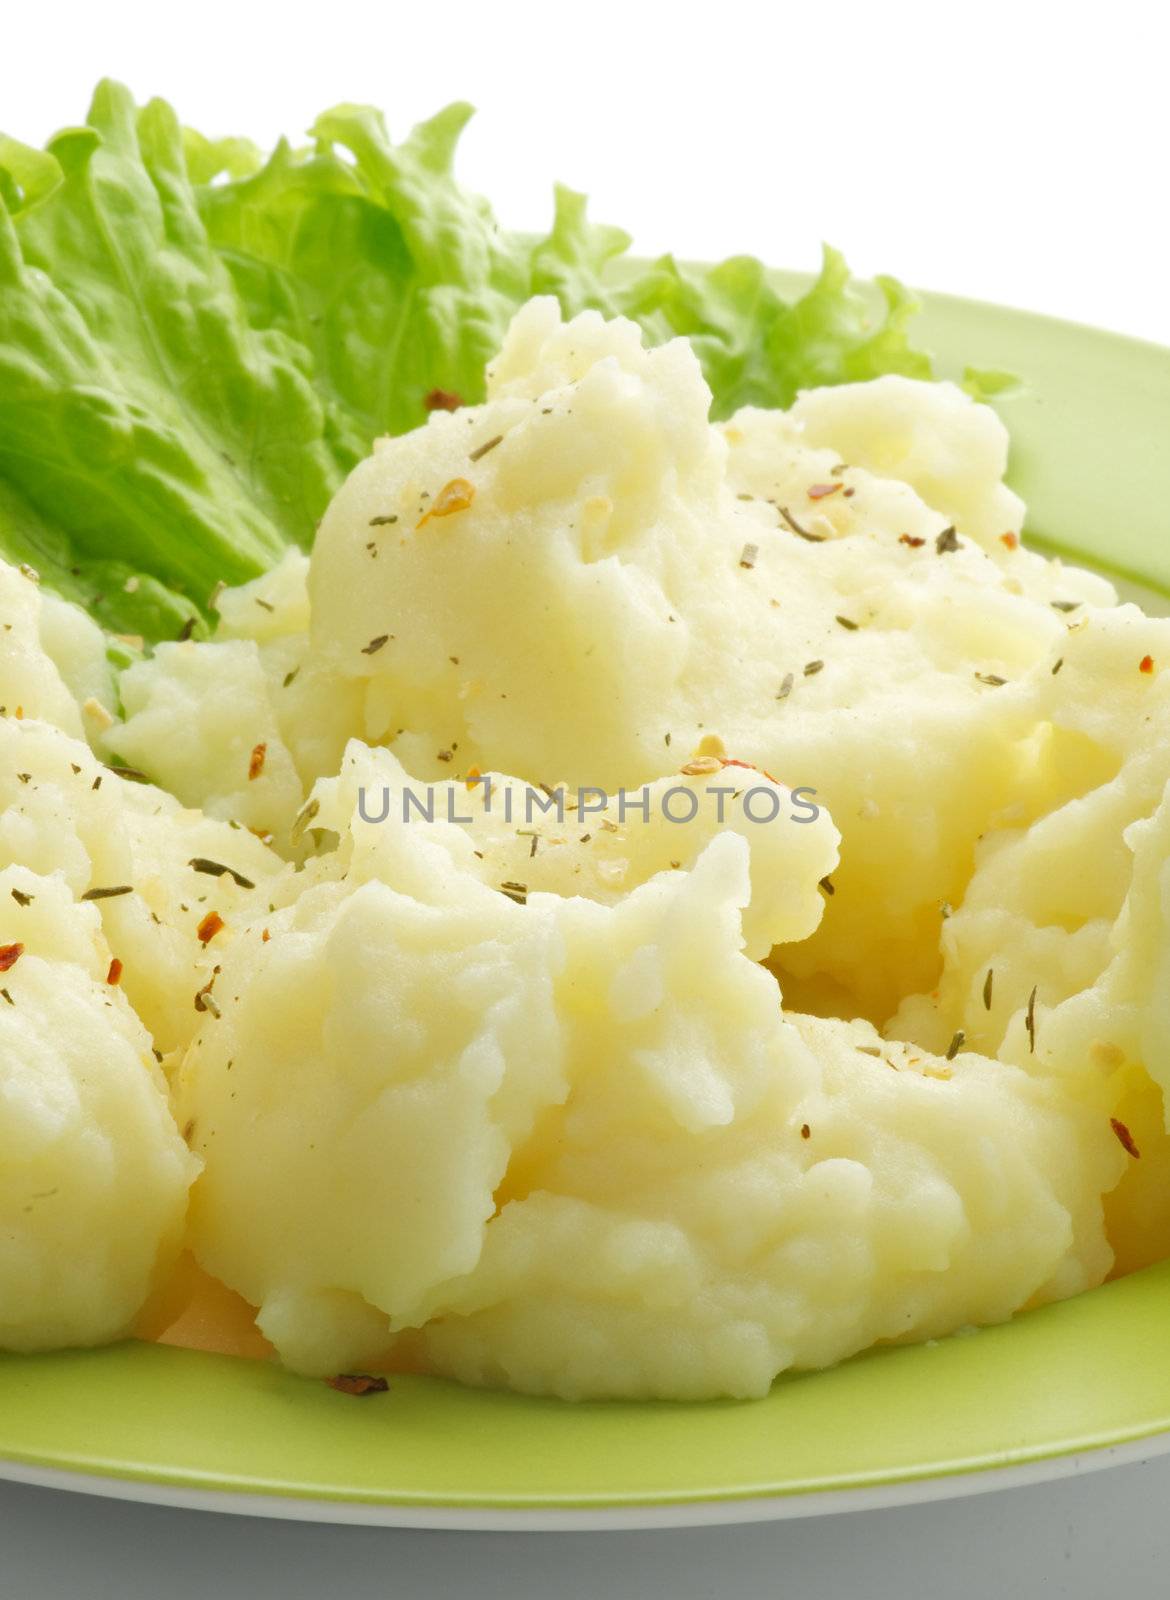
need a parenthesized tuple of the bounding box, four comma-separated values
(982, 968, 994, 1010)
(1111, 1117, 1141, 1159)
(248, 742, 267, 781)
(81, 885, 133, 901)
(106, 957, 123, 986)
(1026, 985, 1038, 1053)
(417, 477, 475, 529)
(945, 1030, 965, 1061)
(935, 525, 960, 554)
(194, 984, 220, 1018)
(803, 660, 824, 676)
(800, 1123, 811, 1139)
(0, 989, 12, 1005)
(361, 635, 390, 656)
(423, 389, 462, 413)
(189, 858, 256, 891)
(835, 615, 859, 631)
(469, 433, 503, 463)
(197, 910, 225, 945)
(1052, 657, 1064, 676)
(808, 482, 842, 500)
(177, 616, 197, 643)
(282, 668, 299, 689)
(975, 672, 1007, 687)
(105, 762, 151, 784)
(778, 505, 824, 542)
(858, 1046, 883, 1058)
(327, 1374, 389, 1397)
(10, 888, 32, 906)
(777, 671, 795, 702)
(368, 514, 399, 527)
(899, 534, 927, 548)
(739, 543, 759, 570)
(1000, 532, 1020, 550)
(818, 875, 835, 896)
(290, 797, 320, 843)
(499, 881, 528, 905)
(1050, 600, 1081, 613)
(0, 943, 23, 972)
(1140, 655, 1155, 675)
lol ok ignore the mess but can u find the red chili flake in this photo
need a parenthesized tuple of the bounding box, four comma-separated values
(1111, 1117, 1141, 1159)
(248, 742, 267, 781)
(197, 911, 225, 945)
(417, 478, 475, 530)
(898, 534, 927, 548)
(719, 755, 782, 784)
(800, 1123, 811, 1139)
(261, 928, 271, 943)
(1000, 532, 1019, 550)
(423, 389, 462, 413)
(807, 482, 842, 500)
(106, 957, 123, 986)
(327, 1374, 389, 1397)
(0, 943, 23, 971)
(1140, 655, 1155, 675)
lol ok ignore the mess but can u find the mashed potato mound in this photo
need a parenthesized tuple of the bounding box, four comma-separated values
(178, 747, 1121, 1395)
(305, 297, 1116, 1018)
(0, 868, 196, 1350)
(0, 577, 282, 1353)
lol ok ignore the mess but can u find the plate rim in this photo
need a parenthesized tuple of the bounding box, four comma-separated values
(5, 1428, 1170, 1530)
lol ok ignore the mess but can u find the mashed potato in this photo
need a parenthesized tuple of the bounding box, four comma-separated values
(0, 586, 281, 1352)
(0, 717, 279, 1053)
(0, 559, 114, 742)
(177, 777, 1121, 1394)
(6, 297, 1170, 1398)
(305, 299, 1115, 1018)
(0, 869, 196, 1350)
(112, 552, 363, 850)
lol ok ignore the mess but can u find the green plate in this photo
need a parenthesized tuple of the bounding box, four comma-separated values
(2, 286, 1170, 1529)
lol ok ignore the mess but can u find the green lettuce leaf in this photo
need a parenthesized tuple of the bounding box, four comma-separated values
(0, 83, 341, 637)
(0, 81, 940, 640)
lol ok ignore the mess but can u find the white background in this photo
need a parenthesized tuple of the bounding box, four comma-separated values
(3, 2, 1170, 1593)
